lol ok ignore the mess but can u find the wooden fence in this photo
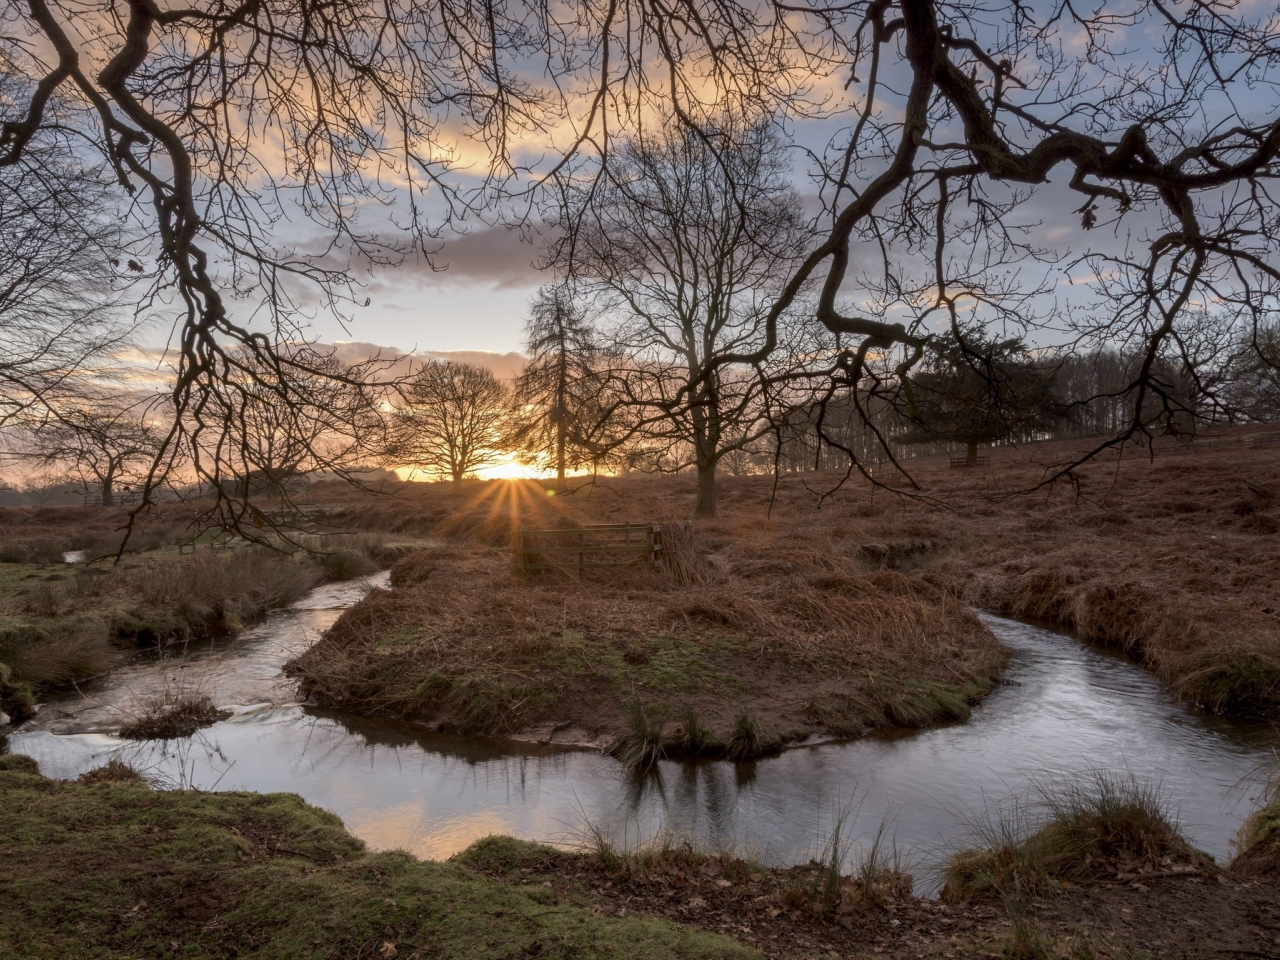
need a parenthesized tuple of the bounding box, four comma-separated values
(82, 491, 140, 507)
(516, 522, 666, 573)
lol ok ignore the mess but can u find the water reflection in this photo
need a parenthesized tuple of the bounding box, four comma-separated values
(8, 582, 1276, 893)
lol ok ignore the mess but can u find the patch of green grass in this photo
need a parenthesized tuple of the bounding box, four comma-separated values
(542, 631, 742, 698)
(0, 768, 762, 960)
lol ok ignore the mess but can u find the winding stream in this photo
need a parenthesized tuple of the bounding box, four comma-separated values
(7, 572, 1275, 889)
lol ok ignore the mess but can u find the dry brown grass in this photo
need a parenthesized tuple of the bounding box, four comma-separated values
(287, 425, 1280, 747)
(288, 482, 1005, 755)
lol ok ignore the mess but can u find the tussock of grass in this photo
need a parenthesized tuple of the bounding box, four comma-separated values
(77, 758, 150, 785)
(1231, 803, 1280, 876)
(676, 709, 719, 755)
(610, 698, 669, 768)
(724, 711, 779, 763)
(0, 769, 759, 960)
(941, 771, 1209, 901)
(313, 548, 378, 580)
(782, 807, 913, 917)
(0, 752, 39, 774)
(117, 691, 230, 740)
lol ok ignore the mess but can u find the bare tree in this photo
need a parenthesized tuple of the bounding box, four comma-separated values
(553, 120, 815, 516)
(1225, 323, 1280, 422)
(15, 398, 161, 506)
(390, 360, 509, 484)
(0, 74, 139, 424)
(5, 0, 1280, 499)
(206, 346, 391, 505)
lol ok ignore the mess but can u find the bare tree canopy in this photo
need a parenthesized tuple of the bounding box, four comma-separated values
(389, 360, 509, 484)
(554, 120, 817, 515)
(4, 0, 1280, 493)
(10, 397, 161, 506)
(0, 74, 138, 424)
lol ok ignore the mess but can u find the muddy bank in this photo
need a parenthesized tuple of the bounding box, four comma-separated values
(287, 544, 1006, 760)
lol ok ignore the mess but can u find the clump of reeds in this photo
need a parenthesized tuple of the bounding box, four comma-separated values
(610, 698, 668, 769)
(941, 770, 1209, 901)
(783, 808, 913, 916)
(724, 710, 779, 763)
(676, 709, 719, 756)
(118, 677, 231, 740)
(657, 519, 703, 585)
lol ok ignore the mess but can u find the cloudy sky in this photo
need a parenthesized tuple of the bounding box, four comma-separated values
(298, 225, 546, 360)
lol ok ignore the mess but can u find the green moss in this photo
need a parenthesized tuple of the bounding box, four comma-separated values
(0, 770, 761, 960)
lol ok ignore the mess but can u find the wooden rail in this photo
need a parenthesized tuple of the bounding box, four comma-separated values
(949, 456, 990, 469)
(516, 522, 664, 573)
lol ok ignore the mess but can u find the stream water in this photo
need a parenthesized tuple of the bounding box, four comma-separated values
(6, 572, 1275, 890)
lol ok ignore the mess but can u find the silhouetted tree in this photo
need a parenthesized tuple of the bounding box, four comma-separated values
(15, 399, 161, 505)
(390, 360, 509, 484)
(508, 285, 620, 482)
(552, 120, 813, 516)
(5, 0, 1280, 500)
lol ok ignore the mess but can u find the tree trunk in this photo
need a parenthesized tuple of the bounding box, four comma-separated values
(966, 441, 978, 465)
(695, 459, 717, 517)
(101, 470, 115, 507)
(555, 419, 566, 483)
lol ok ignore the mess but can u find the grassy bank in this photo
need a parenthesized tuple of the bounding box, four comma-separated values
(289, 541, 1004, 759)
(0, 509, 418, 722)
(1232, 761, 1280, 878)
(3, 756, 1277, 958)
(940, 771, 1213, 902)
(0, 763, 756, 960)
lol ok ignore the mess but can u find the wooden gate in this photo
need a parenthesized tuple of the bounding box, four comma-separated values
(516, 522, 665, 573)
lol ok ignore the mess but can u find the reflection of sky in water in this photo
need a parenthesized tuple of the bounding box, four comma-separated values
(10, 594, 1277, 894)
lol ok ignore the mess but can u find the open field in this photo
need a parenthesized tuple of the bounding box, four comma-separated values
(287, 425, 1280, 754)
(3, 756, 1276, 959)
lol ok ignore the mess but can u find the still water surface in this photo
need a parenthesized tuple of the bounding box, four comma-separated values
(9, 573, 1275, 887)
